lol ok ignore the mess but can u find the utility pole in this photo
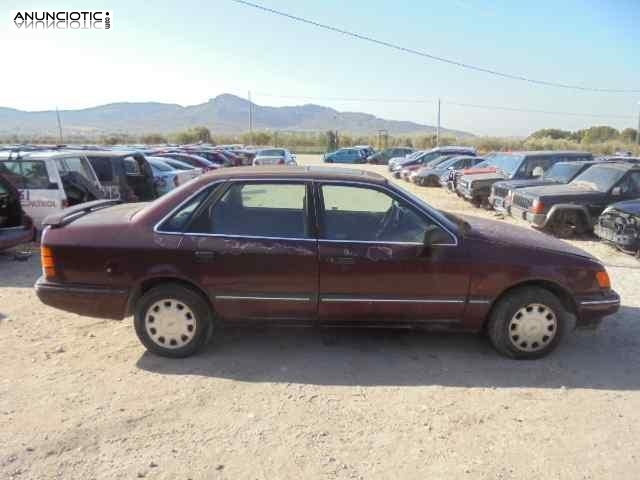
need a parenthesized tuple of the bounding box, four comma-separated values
(55, 107, 64, 144)
(436, 98, 441, 147)
(248, 90, 253, 145)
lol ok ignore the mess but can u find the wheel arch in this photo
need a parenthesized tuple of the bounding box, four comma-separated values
(544, 204, 592, 228)
(126, 276, 213, 317)
(482, 278, 578, 331)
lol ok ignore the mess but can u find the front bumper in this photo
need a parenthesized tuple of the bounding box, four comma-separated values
(594, 224, 639, 250)
(35, 276, 129, 320)
(575, 290, 621, 328)
(510, 205, 547, 227)
(488, 195, 509, 214)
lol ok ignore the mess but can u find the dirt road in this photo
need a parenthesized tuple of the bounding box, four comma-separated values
(1, 156, 639, 479)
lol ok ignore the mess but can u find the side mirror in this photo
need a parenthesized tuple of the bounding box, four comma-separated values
(612, 186, 622, 196)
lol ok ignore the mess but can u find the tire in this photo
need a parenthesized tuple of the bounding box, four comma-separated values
(134, 283, 213, 358)
(547, 211, 587, 238)
(487, 286, 567, 359)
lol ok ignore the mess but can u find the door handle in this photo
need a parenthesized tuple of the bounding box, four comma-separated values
(194, 251, 216, 263)
(328, 256, 356, 265)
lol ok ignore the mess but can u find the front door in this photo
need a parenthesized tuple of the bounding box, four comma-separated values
(316, 182, 470, 325)
(179, 180, 318, 322)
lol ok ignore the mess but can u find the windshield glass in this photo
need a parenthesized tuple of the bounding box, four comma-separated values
(487, 153, 524, 176)
(542, 162, 584, 182)
(259, 149, 285, 156)
(571, 165, 627, 191)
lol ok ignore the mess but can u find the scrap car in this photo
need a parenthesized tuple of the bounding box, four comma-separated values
(594, 199, 640, 256)
(511, 162, 640, 237)
(35, 166, 619, 360)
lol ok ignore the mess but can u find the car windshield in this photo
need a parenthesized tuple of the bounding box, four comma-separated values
(259, 149, 285, 156)
(571, 165, 627, 191)
(542, 162, 584, 182)
(487, 153, 524, 176)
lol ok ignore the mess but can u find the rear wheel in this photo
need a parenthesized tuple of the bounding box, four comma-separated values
(134, 284, 213, 358)
(487, 287, 567, 359)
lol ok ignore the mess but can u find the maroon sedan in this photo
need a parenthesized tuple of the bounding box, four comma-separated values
(35, 167, 619, 359)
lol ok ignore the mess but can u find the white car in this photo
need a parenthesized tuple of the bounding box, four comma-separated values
(0, 150, 103, 228)
(252, 148, 297, 166)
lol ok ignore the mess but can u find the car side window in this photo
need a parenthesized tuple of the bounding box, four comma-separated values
(616, 172, 640, 196)
(320, 184, 441, 243)
(0, 161, 52, 189)
(87, 157, 114, 181)
(188, 182, 309, 239)
(123, 156, 141, 175)
(159, 188, 212, 233)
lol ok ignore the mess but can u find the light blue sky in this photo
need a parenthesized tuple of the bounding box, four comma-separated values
(1, 0, 638, 136)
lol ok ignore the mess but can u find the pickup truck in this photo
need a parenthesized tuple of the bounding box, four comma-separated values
(511, 162, 640, 237)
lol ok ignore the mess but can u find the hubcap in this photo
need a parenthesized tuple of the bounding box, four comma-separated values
(145, 299, 197, 349)
(508, 303, 557, 352)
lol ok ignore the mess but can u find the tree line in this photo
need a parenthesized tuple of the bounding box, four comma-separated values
(2, 125, 638, 155)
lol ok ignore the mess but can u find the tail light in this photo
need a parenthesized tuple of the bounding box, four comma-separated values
(41, 246, 56, 280)
(530, 199, 545, 214)
(278, 158, 285, 165)
(596, 271, 611, 289)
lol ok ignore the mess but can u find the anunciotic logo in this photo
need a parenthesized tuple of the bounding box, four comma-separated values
(10, 11, 112, 30)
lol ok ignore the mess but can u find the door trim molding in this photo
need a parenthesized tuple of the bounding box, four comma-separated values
(320, 296, 465, 304)
(215, 294, 312, 302)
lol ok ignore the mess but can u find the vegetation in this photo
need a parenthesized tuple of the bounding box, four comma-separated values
(2, 124, 638, 156)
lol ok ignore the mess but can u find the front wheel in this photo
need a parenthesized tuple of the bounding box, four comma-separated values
(487, 287, 567, 359)
(134, 284, 213, 358)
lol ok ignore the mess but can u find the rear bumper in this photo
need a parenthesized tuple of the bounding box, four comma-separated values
(575, 291, 621, 328)
(35, 276, 129, 320)
(0, 226, 34, 251)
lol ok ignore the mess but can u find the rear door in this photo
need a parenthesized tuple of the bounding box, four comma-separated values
(179, 180, 319, 321)
(0, 159, 64, 227)
(123, 154, 157, 201)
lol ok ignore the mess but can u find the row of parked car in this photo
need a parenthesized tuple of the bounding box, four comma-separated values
(0, 143, 298, 251)
(387, 146, 640, 257)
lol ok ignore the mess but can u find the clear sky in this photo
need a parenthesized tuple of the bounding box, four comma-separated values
(1, 0, 639, 136)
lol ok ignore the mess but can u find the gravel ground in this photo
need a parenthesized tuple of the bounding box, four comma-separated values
(1, 155, 639, 480)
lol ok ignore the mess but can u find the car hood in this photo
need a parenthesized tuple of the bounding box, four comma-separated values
(463, 172, 507, 182)
(495, 179, 560, 190)
(460, 166, 498, 175)
(606, 199, 640, 216)
(462, 214, 596, 260)
(517, 183, 603, 199)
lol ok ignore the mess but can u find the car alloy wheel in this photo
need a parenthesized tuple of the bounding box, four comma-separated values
(507, 303, 557, 352)
(145, 298, 197, 349)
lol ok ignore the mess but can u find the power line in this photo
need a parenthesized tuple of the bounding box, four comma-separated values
(230, 0, 640, 94)
(254, 93, 634, 120)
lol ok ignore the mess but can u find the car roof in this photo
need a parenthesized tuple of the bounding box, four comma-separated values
(589, 162, 640, 171)
(77, 150, 141, 158)
(198, 165, 387, 184)
(0, 150, 90, 160)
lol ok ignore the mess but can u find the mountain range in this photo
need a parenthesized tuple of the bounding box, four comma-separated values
(0, 94, 474, 138)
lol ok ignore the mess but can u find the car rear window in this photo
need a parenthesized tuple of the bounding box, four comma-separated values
(0, 160, 53, 189)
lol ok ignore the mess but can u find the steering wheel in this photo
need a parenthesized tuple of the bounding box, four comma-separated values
(375, 202, 402, 240)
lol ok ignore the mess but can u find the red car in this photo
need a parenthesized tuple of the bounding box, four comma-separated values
(0, 174, 35, 251)
(35, 167, 619, 359)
